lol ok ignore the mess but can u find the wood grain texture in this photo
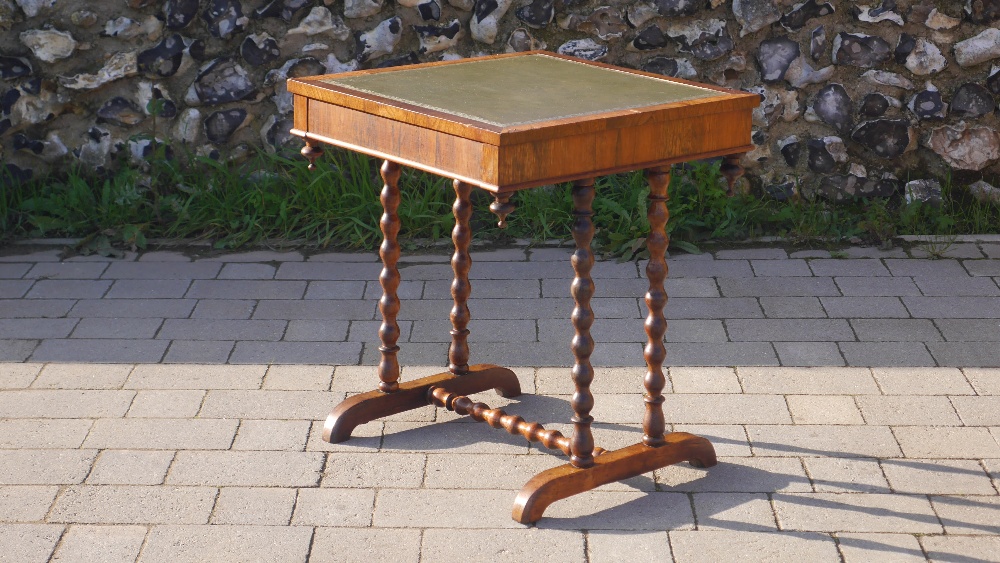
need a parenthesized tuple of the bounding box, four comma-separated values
(377, 160, 402, 393)
(569, 179, 596, 469)
(512, 432, 717, 524)
(322, 364, 521, 443)
(642, 167, 670, 447)
(448, 180, 473, 375)
(721, 153, 747, 197)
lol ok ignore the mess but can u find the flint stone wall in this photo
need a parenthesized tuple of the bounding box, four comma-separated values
(1, 0, 999, 201)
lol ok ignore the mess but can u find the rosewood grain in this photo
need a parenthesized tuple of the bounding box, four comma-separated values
(448, 180, 473, 375)
(377, 160, 402, 393)
(641, 167, 670, 447)
(569, 179, 596, 469)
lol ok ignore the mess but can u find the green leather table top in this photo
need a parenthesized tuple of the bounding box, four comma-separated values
(321, 54, 719, 127)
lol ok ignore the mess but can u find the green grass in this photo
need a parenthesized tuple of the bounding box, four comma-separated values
(2, 148, 999, 255)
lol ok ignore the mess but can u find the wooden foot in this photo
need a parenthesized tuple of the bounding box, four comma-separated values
(322, 364, 521, 443)
(720, 154, 745, 197)
(512, 432, 717, 524)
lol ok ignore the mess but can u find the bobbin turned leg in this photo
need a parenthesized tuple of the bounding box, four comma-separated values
(322, 168, 519, 444)
(569, 178, 597, 469)
(720, 154, 746, 197)
(642, 166, 670, 447)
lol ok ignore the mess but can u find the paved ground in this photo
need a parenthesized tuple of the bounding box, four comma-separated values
(2, 239, 1000, 562)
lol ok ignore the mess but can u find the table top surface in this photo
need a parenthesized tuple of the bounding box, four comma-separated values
(319, 54, 721, 127)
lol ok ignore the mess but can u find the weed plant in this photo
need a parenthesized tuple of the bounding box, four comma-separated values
(1, 148, 998, 254)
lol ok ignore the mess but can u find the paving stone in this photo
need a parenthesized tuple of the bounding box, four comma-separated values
(749, 259, 810, 277)
(949, 396, 1000, 425)
(772, 493, 940, 533)
(855, 396, 962, 426)
(747, 426, 902, 458)
(50, 525, 147, 563)
(774, 342, 846, 366)
(538, 318, 722, 347)
(931, 495, 1000, 534)
(0, 524, 64, 563)
(664, 343, 779, 366)
(786, 395, 863, 425)
(667, 297, 763, 319)
(0, 419, 92, 448)
(0, 486, 59, 521)
(200, 390, 338, 419)
(189, 280, 306, 300)
(0, 318, 78, 339)
(363, 279, 424, 301)
(809, 259, 890, 277)
(403, 297, 641, 321)
(346, 320, 412, 342)
(667, 260, 753, 278)
(324, 452, 425, 488)
(167, 451, 323, 486)
(914, 276, 1000, 296)
(547, 490, 696, 531)
(963, 368, 1000, 394)
(669, 367, 741, 393)
(138, 525, 313, 562)
(717, 277, 840, 297)
(657, 456, 811, 493)
(835, 532, 926, 562)
(305, 419, 382, 453)
(717, 248, 788, 260)
(190, 299, 255, 319)
(467, 341, 644, 368)
(0, 280, 31, 298)
(126, 364, 266, 389)
(251, 300, 375, 320)
(892, 427, 1000, 458)
(839, 342, 936, 367)
(790, 250, 832, 258)
(412, 319, 537, 342)
(0, 249, 62, 262)
(32, 363, 133, 389)
(692, 492, 778, 531)
(31, 339, 168, 363)
(382, 420, 530, 454)
(0, 450, 96, 485)
(0, 263, 30, 278)
(850, 319, 942, 342)
(0, 299, 75, 318)
(673, 425, 752, 457)
(70, 317, 164, 339)
(275, 261, 384, 280)
(803, 458, 891, 493)
(157, 319, 287, 341)
(543, 277, 720, 299)
(63, 253, 138, 263)
(726, 319, 854, 341)
(759, 297, 827, 318)
(25, 279, 111, 299)
(669, 530, 840, 563)
(105, 279, 191, 299)
(869, 368, 972, 395)
(205, 250, 305, 262)
(881, 459, 996, 494)
(833, 277, 920, 296)
(69, 299, 196, 318)
(25, 262, 108, 280)
(307, 251, 378, 262)
(0, 339, 37, 361)
(216, 263, 276, 280)
(738, 367, 879, 394)
(904, 296, 1000, 318)
(935, 319, 1000, 341)
(360, 341, 448, 366)
(883, 259, 967, 278)
(231, 420, 310, 451)
(290, 488, 375, 526)
(87, 450, 174, 485)
(137, 251, 191, 262)
(657, 394, 791, 424)
(0, 389, 134, 418)
(920, 535, 1000, 562)
(303, 280, 368, 300)
(911, 242, 984, 259)
(424, 453, 625, 491)
(426, 278, 538, 299)
(820, 297, 909, 318)
(423, 528, 584, 562)
(209, 487, 296, 525)
(926, 342, 1000, 367)
(162, 340, 234, 363)
(0, 363, 41, 388)
(262, 364, 332, 391)
(101, 261, 221, 279)
(963, 260, 1000, 276)
(83, 419, 238, 450)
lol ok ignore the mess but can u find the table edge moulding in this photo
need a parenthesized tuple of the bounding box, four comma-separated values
(287, 50, 760, 524)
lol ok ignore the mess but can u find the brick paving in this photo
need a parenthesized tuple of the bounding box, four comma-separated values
(2, 240, 1000, 562)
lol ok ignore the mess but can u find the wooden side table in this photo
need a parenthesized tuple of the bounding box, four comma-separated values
(288, 52, 759, 524)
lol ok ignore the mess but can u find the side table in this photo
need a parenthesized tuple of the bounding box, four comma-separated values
(287, 51, 759, 524)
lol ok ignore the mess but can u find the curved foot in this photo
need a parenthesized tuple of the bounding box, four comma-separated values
(512, 432, 716, 524)
(323, 364, 520, 443)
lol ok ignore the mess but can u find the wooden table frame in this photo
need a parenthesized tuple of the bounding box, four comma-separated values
(288, 52, 759, 524)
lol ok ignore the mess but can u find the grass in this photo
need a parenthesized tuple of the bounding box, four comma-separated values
(2, 146, 999, 255)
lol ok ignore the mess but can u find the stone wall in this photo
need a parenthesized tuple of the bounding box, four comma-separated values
(1, 0, 999, 201)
